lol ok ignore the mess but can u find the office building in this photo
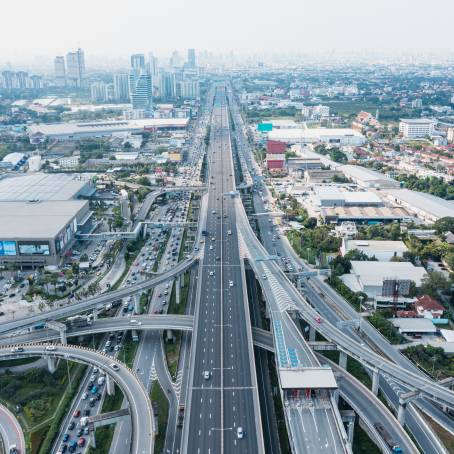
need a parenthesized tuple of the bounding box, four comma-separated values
(148, 53, 158, 76)
(399, 119, 435, 139)
(113, 74, 130, 102)
(170, 50, 182, 68)
(90, 81, 108, 102)
(54, 56, 66, 86)
(131, 53, 145, 70)
(1, 71, 14, 90)
(178, 79, 200, 99)
(187, 48, 196, 68)
(129, 69, 153, 113)
(268, 127, 365, 146)
(66, 48, 85, 87)
(15, 71, 28, 90)
(160, 71, 177, 99)
(29, 75, 43, 90)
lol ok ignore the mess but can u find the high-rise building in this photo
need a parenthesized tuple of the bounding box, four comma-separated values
(170, 51, 182, 68)
(29, 75, 43, 90)
(90, 81, 108, 102)
(187, 49, 196, 68)
(113, 73, 130, 102)
(131, 54, 145, 70)
(148, 53, 158, 76)
(178, 79, 200, 99)
(129, 69, 153, 113)
(54, 56, 66, 86)
(1, 71, 14, 90)
(66, 48, 85, 87)
(160, 71, 176, 99)
(15, 71, 28, 90)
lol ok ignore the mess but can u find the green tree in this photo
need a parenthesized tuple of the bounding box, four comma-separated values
(420, 272, 450, 298)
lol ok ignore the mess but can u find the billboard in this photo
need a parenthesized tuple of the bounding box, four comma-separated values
(257, 123, 273, 132)
(0, 241, 17, 256)
(18, 242, 50, 256)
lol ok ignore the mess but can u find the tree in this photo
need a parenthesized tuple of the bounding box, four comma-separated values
(444, 252, 454, 271)
(304, 217, 317, 229)
(434, 217, 454, 235)
(420, 272, 450, 298)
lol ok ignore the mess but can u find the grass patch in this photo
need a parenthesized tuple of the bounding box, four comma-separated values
(120, 331, 140, 369)
(30, 425, 50, 454)
(352, 423, 380, 453)
(151, 381, 169, 454)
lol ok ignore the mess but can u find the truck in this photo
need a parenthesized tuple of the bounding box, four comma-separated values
(65, 315, 92, 328)
(177, 405, 185, 427)
(80, 416, 89, 427)
(374, 423, 403, 453)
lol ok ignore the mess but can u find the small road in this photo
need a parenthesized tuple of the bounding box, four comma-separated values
(0, 403, 25, 454)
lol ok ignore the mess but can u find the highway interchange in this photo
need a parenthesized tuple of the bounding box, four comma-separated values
(1, 82, 454, 454)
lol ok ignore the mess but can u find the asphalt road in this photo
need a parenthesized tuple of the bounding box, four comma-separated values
(185, 86, 263, 453)
(0, 403, 25, 454)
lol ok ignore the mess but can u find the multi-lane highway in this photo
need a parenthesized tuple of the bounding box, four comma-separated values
(184, 86, 264, 453)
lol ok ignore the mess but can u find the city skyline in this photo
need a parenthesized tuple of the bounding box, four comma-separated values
(2, 0, 454, 63)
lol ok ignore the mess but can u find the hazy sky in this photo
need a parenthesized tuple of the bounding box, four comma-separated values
(2, 0, 454, 62)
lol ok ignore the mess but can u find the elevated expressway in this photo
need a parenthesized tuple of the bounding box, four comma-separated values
(0, 344, 153, 454)
(252, 327, 418, 453)
(0, 257, 196, 336)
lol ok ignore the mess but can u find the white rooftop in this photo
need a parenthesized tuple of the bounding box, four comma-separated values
(400, 118, 436, 124)
(268, 127, 364, 140)
(350, 261, 427, 287)
(344, 240, 408, 253)
(279, 368, 337, 389)
(0, 173, 90, 201)
(392, 318, 437, 334)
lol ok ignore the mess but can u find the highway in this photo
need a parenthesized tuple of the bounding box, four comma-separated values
(0, 344, 154, 454)
(0, 402, 25, 454)
(184, 86, 264, 453)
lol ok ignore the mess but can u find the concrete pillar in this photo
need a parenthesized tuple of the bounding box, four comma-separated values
(339, 351, 347, 370)
(59, 329, 67, 345)
(397, 400, 406, 425)
(176, 278, 181, 305)
(92, 309, 98, 321)
(106, 374, 115, 396)
(309, 325, 316, 342)
(134, 294, 141, 314)
(142, 224, 147, 239)
(372, 369, 379, 396)
(332, 388, 339, 406)
(90, 430, 96, 448)
(347, 420, 355, 445)
(47, 356, 56, 374)
(180, 273, 185, 288)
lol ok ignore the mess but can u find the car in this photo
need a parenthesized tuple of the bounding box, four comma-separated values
(314, 315, 322, 324)
(209, 271, 214, 276)
(237, 427, 244, 439)
(73, 410, 80, 418)
(10, 346, 23, 353)
(203, 370, 211, 380)
(82, 392, 88, 400)
(262, 274, 267, 280)
(63, 434, 70, 442)
(68, 421, 75, 430)
(209, 245, 213, 250)
(110, 363, 120, 371)
(84, 427, 89, 435)
(76, 428, 83, 437)
(83, 409, 90, 416)
(46, 345, 57, 351)
(229, 281, 234, 287)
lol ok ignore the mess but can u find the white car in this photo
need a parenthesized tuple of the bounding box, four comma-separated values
(209, 245, 213, 250)
(82, 392, 88, 400)
(237, 427, 244, 439)
(209, 271, 214, 276)
(229, 281, 234, 287)
(203, 370, 211, 380)
(45, 345, 57, 351)
(262, 274, 267, 280)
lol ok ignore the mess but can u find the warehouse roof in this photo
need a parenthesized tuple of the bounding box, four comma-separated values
(0, 173, 91, 201)
(383, 188, 454, 220)
(268, 127, 364, 140)
(343, 240, 408, 254)
(391, 318, 437, 334)
(28, 118, 189, 137)
(340, 165, 400, 187)
(350, 261, 427, 287)
(0, 200, 87, 238)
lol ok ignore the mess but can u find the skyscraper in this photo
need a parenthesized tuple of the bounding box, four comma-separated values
(187, 49, 196, 68)
(148, 53, 158, 77)
(66, 48, 85, 87)
(170, 51, 182, 68)
(129, 69, 153, 113)
(159, 71, 176, 99)
(130, 54, 145, 70)
(54, 56, 66, 86)
(15, 71, 28, 90)
(90, 81, 108, 102)
(113, 74, 130, 102)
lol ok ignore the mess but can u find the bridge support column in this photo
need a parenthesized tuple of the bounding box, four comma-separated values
(90, 431, 96, 448)
(176, 278, 181, 305)
(92, 309, 98, 321)
(106, 375, 115, 396)
(338, 351, 347, 370)
(142, 224, 147, 239)
(47, 356, 56, 374)
(180, 273, 185, 288)
(341, 410, 356, 446)
(371, 368, 379, 396)
(397, 399, 406, 425)
(59, 329, 67, 345)
(309, 325, 316, 342)
(134, 294, 141, 314)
